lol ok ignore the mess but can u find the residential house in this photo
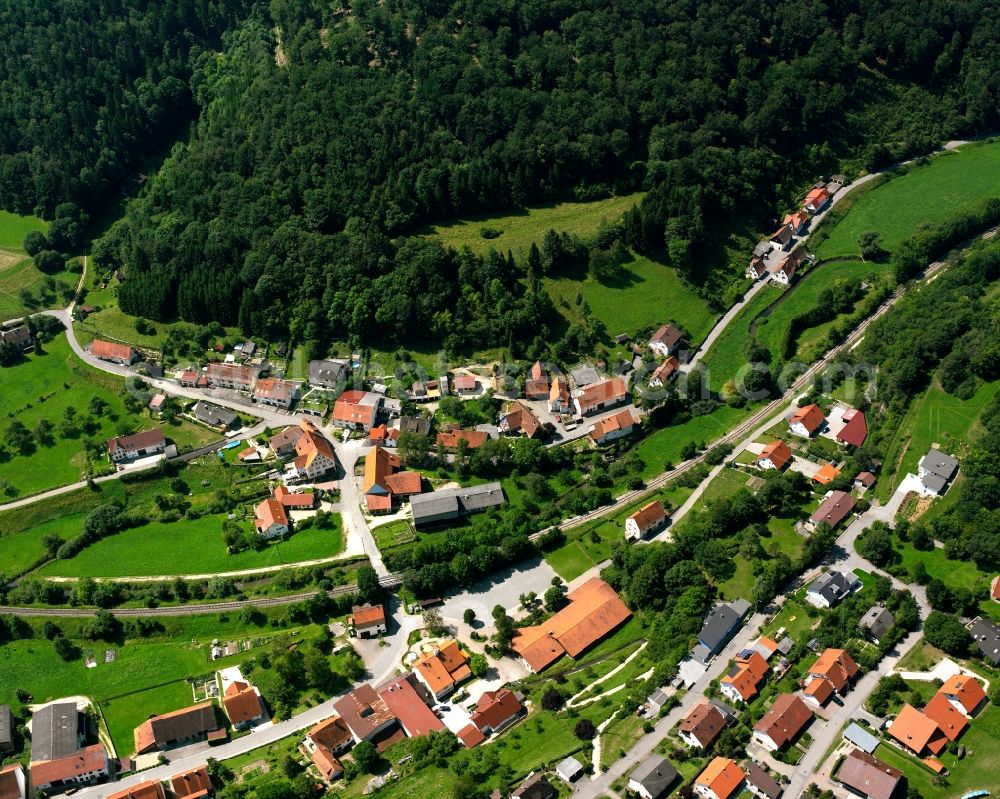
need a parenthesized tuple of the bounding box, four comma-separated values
(855, 471, 876, 490)
(413, 641, 472, 700)
(836, 409, 868, 448)
(808, 491, 857, 532)
(456, 725, 486, 749)
(923, 692, 970, 743)
(274, 485, 316, 509)
(589, 408, 639, 446)
(268, 425, 305, 457)
(806, 570, 855, 608)
(938, 674, 987, 717)
(720, 651, 769, 704)
(169, 766, 214, 799)
(804, 187, 831, 213)
(332, 685, 397, 746)
(573, 377, 627, 417)
(649, 357, 679, 388)
(192, 402, 238, 430)
(363, 445, 422, 513)
(179, 370, 200, 387)
(0, 705, 12, 754)
(292, 421, 338, 480)
(252, 378, 299, 409)
(859, 606, 895, 644)
(757, 441, 792, 471)
(0, 324, 32, 351)
(835, 749, 903, 799)
(387, 416, 432, 448)
(351, 604, 387, 638)
(746, 260, 770, 280)
(410, 482, 506, 527)
(133, 702, 220, 755)
(453, 374, 479, 395)
(773, 244, 807, 286)
(694, 757, 745, 799)
(90, 339, 136, 365)
(222, 682, 266, 729)
(628, 755, 679, 799)
(769, 224, 793, 252)
(991, 575, 1000, 603)
(305, 716, 352, 781)
(752, 694, 812, 752)
(332, 389, 380, 432)
(106, 779, 165, 799)
(375, 673, 445, 739)
(0, 765, 27, 799)
(789, 404, 825, 437)
(693, 599, 751, 663)
(107, 429, 166, 463)
(499, 402, 542, 439)
(237, 447, 261, 463)
(29, 703, 82, 763)
(918, 449, 959, 495)
(968, 616, 1000, 665)
(803, 649, 859, 707)
(549, 378, 571, 413)
(555, 757, 585, 785)
(308, 359, 349, 389)
(625, 500, 667, 542)
(436, 428, 488, 450)
(678, 703, 727, 750)
(812, 463, 841, 486)
(649, 325, 683, 357)
(468, 688, 524, 737)
(744, 764, 782, 799)
(148, 394, 166, 415)
(512, 578, 631, 672)
(525, 362, 551, 400)
(206, 363, 256, 392)
(254, 498, 289, 539)
(783, 211, 810, 236)
(510, 774, 556, 799)
(30, 745, 109, 794)
(887, 704, 948, 756)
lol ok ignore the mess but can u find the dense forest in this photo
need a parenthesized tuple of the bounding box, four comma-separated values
(25, 0, 1000, 354)
(0, 0, 249, 217)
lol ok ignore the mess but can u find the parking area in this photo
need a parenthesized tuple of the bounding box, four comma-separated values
(438, 556, 557, 624)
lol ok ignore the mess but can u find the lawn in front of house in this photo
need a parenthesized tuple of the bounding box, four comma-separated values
(100, 679, 197, 757)
(896, 540, 987, 594)
(0, 333, 215, 500)
(816, 140, 1000, 259)
(372, 518, 416, 551)
(874, 379, 1000, 501)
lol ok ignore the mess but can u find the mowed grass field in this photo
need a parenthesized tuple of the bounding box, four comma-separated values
(817, 140, 1000, 259)
(875, 378, 1000, 501)
(635, 404, 754, 478)
(39, 516, 344, 578)
(753, 260, 887, 365)
(546, 250, 718, 344)
(700, 284, 784, 391)
(0, 210, 79, 322)
(426, 192, 644, 257)
(0, 333, 216, 500)
(0, 210, 47, 250)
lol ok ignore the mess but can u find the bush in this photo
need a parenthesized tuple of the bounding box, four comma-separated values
(574, 718, 597, 740)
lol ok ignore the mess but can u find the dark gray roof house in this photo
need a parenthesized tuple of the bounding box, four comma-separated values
(694, 599, 751, 663)
(628, 755, 679, 799)
(859, 606, 895, 643)
(308, 359, 350, 389)
(193, 401, 238, 429)
(969, 616, 1000, 665)
(397, 416, 432, 437)
(744, 762, 782, 799)
(30, 703, 81, 762)
(511, 773, 556, 799)
(0, 705, 12, 753)
(410, 482, 506, 527)
(806, 571, 854, 608)
(918, 449, 959, 495)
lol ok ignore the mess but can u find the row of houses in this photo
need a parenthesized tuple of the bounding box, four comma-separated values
(2, 760, 218, 799)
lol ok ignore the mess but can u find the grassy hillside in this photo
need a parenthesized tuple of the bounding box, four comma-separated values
(0, 210, 46, 250)
(700, 284, 784, 391)
(546, 250, 718, 344)
(425, 193, 643, 257)
(0, 333, 215, 500)
(816, 140, 1000, 259)
(0, 210, 71, 322)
